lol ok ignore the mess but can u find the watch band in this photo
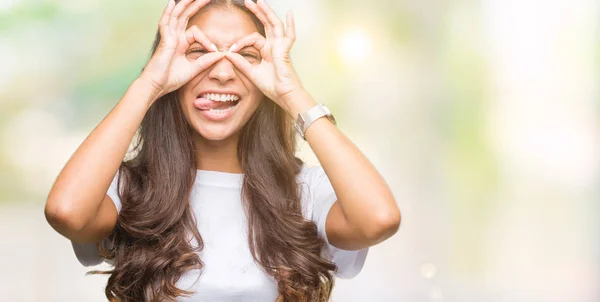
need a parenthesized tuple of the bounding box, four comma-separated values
(294, 103, 337, 140)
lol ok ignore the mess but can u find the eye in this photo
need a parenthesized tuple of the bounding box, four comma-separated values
(188, 48, 207, 54)
(241, 52, 260, 60)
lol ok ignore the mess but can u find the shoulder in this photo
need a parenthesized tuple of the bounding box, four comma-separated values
(296, 164, 324, 184)
(296, 164, 326, 197)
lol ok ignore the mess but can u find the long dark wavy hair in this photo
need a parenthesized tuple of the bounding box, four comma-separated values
(89, 0, 336, 301)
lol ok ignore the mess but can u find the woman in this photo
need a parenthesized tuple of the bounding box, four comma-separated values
(44, 0, 401, 301)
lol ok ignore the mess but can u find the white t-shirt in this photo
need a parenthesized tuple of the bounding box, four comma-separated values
(71, 165, 368, 301)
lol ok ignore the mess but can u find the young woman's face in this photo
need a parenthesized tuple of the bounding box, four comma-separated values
(178, 6, 263, 142)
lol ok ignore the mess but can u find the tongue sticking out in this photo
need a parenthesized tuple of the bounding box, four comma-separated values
(193, 97, 238, 110)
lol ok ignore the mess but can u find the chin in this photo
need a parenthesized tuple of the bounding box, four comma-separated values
(189, 118, 241, 142)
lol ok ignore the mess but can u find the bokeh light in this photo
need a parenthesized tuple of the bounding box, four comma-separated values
(337, 28, 371, 65)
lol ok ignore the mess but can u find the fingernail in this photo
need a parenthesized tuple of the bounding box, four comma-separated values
(211, 43, 218, 52)
(228, 43, 237, 53)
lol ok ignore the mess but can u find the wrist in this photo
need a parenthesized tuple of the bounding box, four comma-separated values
(280, 89, 317, 118)
(131, 77, 163, 107)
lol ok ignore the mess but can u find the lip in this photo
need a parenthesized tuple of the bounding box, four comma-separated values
(196, 100, 240, 121)
(193, 90, 242, 122)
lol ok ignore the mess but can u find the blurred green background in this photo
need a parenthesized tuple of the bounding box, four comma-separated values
(1, 0, 598, 301)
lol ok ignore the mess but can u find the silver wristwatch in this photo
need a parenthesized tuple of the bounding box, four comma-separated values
(294, 103, 337, 140)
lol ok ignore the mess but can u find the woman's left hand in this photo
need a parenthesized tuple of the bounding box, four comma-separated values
(224, 0, 304, 111)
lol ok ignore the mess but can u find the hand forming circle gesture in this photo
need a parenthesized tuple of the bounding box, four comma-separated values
(140, 0, 225, 100)
(225, 0, 304, 109)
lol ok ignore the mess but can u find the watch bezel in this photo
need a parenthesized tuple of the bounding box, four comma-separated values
(320, 104, 336, 125)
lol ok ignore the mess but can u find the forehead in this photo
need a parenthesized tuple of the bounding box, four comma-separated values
(189, 6, 258, 46)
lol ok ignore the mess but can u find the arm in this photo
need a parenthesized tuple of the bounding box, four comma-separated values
(222, 0, 401, 251)
(44, 79, 158, 243)
(45, 0, 223, 244)
(284, 90, 401, 251)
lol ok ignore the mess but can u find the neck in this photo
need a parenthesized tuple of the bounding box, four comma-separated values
(194, 132, 243, 174)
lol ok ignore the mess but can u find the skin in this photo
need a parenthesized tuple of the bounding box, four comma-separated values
(45, 0, 400, 282)
(177, 6, 264, 172)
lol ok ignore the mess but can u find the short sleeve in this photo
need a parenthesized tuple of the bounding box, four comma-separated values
(70, 171, 122, 267)
(308, 165, 369, 279)
(106, 170, 123, 213)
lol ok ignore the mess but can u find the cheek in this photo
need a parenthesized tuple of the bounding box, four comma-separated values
(178, 79, 200, 106)
(238, 76, 263, 101)
(244, 90, 264, 113)
(179, 72, 206, 96)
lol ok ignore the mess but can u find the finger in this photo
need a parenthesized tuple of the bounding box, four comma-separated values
(256, 0, 284, 38)
(159, 0, 177, 38)
(285, 10, 295, 43)
(159, 0, 176, 27)
(172, 0, 194, 18)
(229, 32, 266, 53)
(185, 26, 218, 52)
(244, 0, 273, 37)
(190, 52, 226, 75)
(170, 0, 194, 31)
(178, 0, 210, 33)
(224, 52, 255, 80)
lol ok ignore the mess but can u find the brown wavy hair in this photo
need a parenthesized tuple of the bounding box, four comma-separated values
(89, 0, 337, 301)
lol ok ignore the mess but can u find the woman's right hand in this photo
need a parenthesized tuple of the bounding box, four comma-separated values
(139, 0, 224, 100)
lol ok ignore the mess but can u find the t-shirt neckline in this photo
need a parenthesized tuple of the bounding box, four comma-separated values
(195, 169, 244, 188)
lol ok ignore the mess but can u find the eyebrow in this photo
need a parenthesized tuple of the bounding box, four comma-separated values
(189, 42, 204, 47)
(239, 45, 259, 51)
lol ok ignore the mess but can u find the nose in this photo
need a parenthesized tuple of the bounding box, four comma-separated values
(208, 57, 236, 84)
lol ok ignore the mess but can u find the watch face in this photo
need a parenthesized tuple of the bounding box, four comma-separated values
(295, 112, 305, 127)
(294, 121, 304, 137)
